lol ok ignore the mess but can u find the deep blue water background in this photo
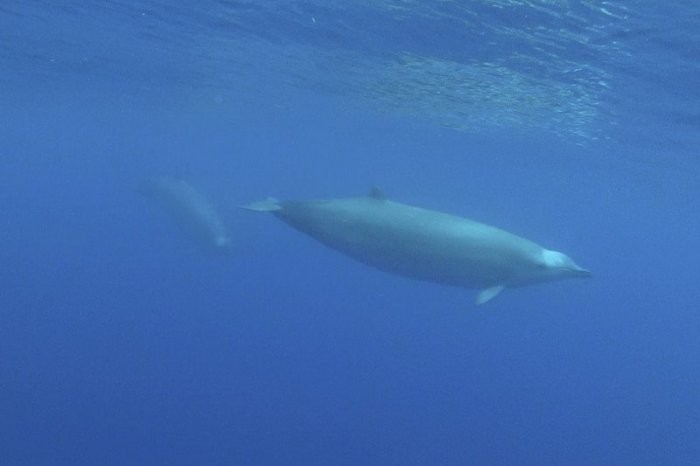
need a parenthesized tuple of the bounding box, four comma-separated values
(2, 1, 700, 465)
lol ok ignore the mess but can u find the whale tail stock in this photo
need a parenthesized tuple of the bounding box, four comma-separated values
(241, 197, 281, 212)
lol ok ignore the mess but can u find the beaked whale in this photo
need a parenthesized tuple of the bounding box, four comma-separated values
(140, 176, 231, 255)
(244, 189, 590, 304)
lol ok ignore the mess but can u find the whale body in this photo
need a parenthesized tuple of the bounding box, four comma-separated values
(244, 190, 590, 304)
(141, 176, 231, 255)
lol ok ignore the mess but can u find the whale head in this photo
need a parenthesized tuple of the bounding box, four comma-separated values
(503, 248, 590, 289)
(538, 249, 591, 280)
(477, 248, 590, 304)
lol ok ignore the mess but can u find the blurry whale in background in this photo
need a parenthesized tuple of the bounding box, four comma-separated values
(244, 189, 590, 304)
(140, 176, 231, 255)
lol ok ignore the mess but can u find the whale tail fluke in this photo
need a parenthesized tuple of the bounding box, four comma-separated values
(241, 197, 281, 212)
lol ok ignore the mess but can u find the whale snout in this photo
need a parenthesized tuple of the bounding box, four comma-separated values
(542, 250, 590, 279)
(561, 259, 591, 278)
(571, 266, 592, 278)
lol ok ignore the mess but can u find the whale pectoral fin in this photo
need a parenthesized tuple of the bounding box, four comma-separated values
(476, 285, 505, 305)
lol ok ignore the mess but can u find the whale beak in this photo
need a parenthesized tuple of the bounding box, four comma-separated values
(571, 266, 592, 278)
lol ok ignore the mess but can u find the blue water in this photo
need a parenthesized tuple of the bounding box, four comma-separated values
(2, 1, 699, 464)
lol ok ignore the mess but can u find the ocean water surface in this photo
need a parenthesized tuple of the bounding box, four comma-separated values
(1, 1, 699, 464)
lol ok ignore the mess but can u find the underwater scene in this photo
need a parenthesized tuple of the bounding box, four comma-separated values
(1, 1, 699, 464)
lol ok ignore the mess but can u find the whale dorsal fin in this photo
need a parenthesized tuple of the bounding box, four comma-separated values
(368, 187, 386, 200)
(476, 285, 505, 305)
